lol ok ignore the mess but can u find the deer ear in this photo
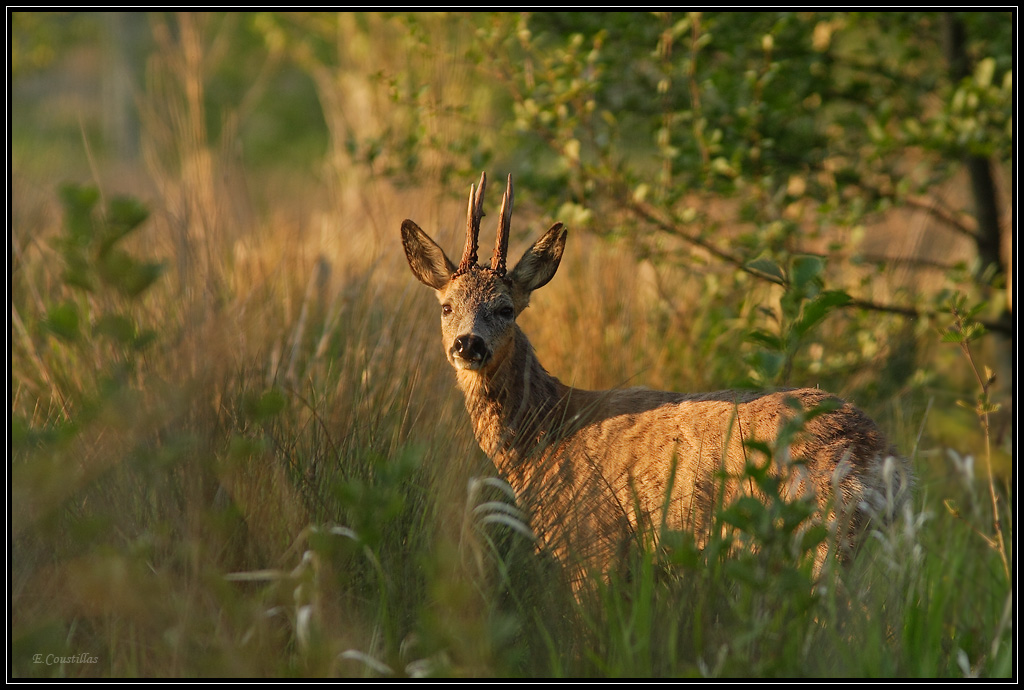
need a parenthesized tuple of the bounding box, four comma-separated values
(402, 220, 456, 290)
(509, 223, 566, 294)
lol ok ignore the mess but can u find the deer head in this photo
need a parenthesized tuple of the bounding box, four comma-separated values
(401, 172, 567, 373)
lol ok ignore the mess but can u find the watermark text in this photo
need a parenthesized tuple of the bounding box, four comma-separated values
(31, 653, 99, 666)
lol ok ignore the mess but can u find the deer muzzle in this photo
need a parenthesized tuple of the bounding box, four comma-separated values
(451, 334, 490, 370)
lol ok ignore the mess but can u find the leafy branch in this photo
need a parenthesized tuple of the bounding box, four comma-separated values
(943, 294, 1010, 582)
(626, 197, 1012, 337)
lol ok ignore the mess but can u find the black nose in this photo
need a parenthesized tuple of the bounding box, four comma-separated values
(453, 334, 489, 363)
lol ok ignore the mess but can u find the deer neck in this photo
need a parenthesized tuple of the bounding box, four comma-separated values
(455, 326, 570, 472)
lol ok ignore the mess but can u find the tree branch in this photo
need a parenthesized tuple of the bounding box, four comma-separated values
(854, 181, 981, 242)
(626, 198, 1013, 337)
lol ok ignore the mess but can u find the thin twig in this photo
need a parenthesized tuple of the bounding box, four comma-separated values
(951, 305, 1010, 582)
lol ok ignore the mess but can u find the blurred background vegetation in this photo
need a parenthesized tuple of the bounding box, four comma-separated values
(10, 11, 1013, 678)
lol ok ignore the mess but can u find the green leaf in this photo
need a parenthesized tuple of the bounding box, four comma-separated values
(745, 328, 783, 351)
(746, 257, 786, 284)
(660, 529, 702, 569)
(747, 350, 784, 383)
(743, 439, 774, 463)
(942, 321, 985, 344)
(59, 184, 100, 245)
(44, 300, 81, 342)
(719, 496, 768, 533)
(790, 254, 824, 290)
(941, 328, 965, 343)
(133, 329, 159, 351)
(778, 499, 815, 532)
(97, 249, 134, 289)
(100, 196, 150, 252)
(243, 387, 288, 424)
(722, 558, 761, 588)
(801, 396, 842, 419)
(60, 250, 96, 293)
(799, 524, 829, 553)
(120, 261, 166, 298)
(95, 313, 138, 345)
(98, 249, 166, 298)
(793, 289, 852, 339)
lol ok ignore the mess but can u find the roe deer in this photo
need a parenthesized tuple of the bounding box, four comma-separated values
(402, 172, 913, 583)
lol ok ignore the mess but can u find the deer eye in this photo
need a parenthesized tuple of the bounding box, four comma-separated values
(497, 305, 515, 320)
(441, 304, 453, 316)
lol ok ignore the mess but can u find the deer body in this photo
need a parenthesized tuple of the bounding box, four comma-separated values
(402, 173, 912, 578)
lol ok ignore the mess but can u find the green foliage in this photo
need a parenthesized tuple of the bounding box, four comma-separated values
(56, 184, 164, 301)
(743, 254, 853, 386)
(655, 408, 831, 676)
(23, 185, 166, 415)
(43, 300, 81, 342)
(13, 185, 166, 511)
(334, 448, 423, 555)
(291, 10, 1010, 401)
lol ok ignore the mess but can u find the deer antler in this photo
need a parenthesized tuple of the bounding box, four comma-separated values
(456, 172, 487, 277)
(491, 174, 514, 276)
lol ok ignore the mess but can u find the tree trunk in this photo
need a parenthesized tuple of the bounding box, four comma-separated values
(943, 12, 1006, 284)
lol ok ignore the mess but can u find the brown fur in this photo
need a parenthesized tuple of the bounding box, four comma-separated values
(402, 174, 913, 581)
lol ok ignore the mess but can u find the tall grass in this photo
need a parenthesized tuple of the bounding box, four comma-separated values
(10, 14, 1012, 679)
(10, 168, 1013, 677)
(11, 172, 485, 676)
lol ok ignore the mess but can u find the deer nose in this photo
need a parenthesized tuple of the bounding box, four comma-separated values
(452, 334, 489, 366)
